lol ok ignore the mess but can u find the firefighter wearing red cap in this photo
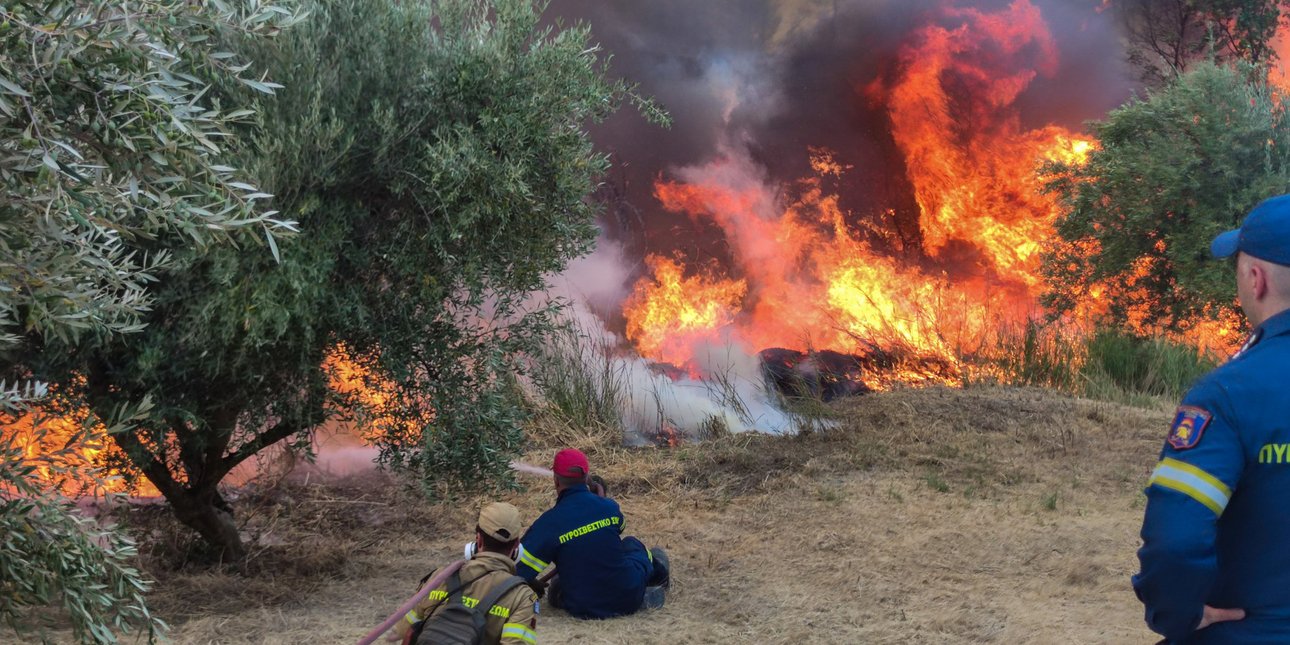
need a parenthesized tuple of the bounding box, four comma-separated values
(397, 502, 538, 644)
(516, 448, 670, 619)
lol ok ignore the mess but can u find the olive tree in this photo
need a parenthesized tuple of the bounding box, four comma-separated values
(27, 0, 663, 563)
(1, 1, 300, 642)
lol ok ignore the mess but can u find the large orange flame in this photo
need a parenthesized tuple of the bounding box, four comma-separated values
(622, 0, 1101, 387)
(624, 255, 746, 368)
(872, 0, 1071, 281)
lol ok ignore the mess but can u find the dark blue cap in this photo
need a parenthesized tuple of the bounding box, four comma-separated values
(1211, 194, 1290, 265)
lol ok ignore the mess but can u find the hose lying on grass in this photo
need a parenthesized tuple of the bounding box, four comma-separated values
(355, 558, 466, 645)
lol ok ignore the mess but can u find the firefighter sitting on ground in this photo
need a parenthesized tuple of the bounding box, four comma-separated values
(516, 448, 670, 619)
(397, 502, 538, 645)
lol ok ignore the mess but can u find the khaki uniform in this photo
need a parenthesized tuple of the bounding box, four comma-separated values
(396, 551, 538, 645)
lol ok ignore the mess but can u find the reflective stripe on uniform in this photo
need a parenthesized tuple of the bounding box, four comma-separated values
(404, 610, 419, 625)
(1149, 457, 1232, 516)
(502, 623, 537, 644)
(517, 544, 547, 574)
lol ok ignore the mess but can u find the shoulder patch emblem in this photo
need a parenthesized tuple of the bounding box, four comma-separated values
(1167, 406, 1212, 450)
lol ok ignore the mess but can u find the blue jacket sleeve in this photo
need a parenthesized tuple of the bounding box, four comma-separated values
(1132, 381, 1244, 642)
(612, 499, 625, 534)
(516, 514, 556, 581)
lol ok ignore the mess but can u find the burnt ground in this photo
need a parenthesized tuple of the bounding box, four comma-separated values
(101, 386, 1168, 644)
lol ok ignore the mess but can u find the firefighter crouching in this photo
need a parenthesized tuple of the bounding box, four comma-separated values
(516, 448, 670, 619)
(397, 502, 538, 645)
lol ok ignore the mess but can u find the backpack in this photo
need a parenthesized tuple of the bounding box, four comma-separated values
(407, 571, 527, 645)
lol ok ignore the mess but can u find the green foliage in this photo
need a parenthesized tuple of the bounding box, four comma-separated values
(969, 322, 1212, 406)
(0, 395, 164, 644)
(527, 318, 627, 439)
(0, 1, 300, 641)
(1042, 62, 1290, 333)
(0, 1, 302, 348)
(987, 320, 1083, 391)
(1080, 329, 1218, 402)
(394, 367, 528, 500)
(243, 0, 659, 492)
(1119, 0, 1290, 85)
(22, 0, 662, 557)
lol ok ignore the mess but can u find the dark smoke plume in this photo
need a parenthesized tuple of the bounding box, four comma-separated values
(546, 0, 1136, 282)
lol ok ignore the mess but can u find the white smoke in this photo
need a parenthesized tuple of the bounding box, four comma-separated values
(544, 234, 797, 441)
(263, 228, 797, 486)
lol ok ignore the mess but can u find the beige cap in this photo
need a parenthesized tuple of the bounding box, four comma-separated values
(477, 502, 522, 542)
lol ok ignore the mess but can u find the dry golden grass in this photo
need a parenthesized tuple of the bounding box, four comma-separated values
(110, 386, 1168, 644)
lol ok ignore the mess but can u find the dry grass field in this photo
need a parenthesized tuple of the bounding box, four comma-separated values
(123, 386, 1170, 644)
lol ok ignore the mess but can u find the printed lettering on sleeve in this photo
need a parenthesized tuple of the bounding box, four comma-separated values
(1167, 406, 1212, 450)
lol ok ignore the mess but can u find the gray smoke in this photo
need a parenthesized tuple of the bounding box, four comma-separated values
(547, 0, 1136, 273)
(531, 0, 1139, 438)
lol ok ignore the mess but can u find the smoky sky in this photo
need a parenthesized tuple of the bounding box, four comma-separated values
(544, 0, 1138, 265)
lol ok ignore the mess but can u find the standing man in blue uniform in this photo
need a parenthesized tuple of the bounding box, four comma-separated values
(1133, 194, 1290, 643)
(516, 448, 670, 619)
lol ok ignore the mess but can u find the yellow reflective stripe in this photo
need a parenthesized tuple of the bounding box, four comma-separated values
(502, 624, 537, 644)
(404, 610, 419, 625)
(519, 544, 547, 569)
(518, 545, 547, 573)
(1160, 457, 1232, 497)
(1151, 475, 1223, 515)
(1149, 458, 1231, 516)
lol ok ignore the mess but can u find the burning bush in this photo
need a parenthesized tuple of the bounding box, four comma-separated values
(619, 0, 1100, 388)
(1042, 61, 1286, 344)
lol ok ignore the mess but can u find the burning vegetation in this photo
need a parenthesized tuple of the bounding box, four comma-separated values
(14, 2, 1290, 642)
(8, 1, 1268, 511)
(619, 0, 1238, 398)
(7, 1, 1260, 501)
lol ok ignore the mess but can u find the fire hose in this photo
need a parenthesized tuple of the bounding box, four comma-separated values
(354, 558, 465, 645)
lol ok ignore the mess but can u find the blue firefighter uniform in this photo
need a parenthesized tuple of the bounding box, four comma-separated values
(1134, 308, 1290, 643)
(515, 483, 653, 619)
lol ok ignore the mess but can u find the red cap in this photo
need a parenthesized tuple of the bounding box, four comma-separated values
(552, 448, 589, 478)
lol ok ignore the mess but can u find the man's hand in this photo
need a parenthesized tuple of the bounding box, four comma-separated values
(1197, 605, 1246, 631)
(588, 474, 608, 497)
